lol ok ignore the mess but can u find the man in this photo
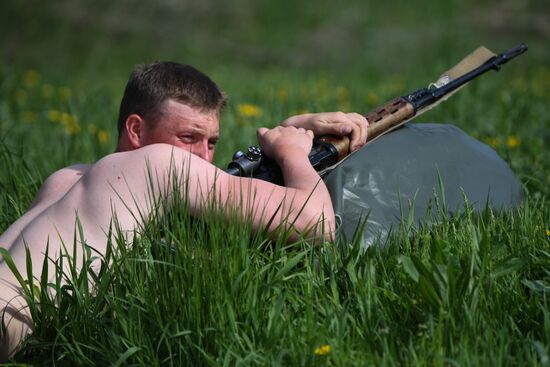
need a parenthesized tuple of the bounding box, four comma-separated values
(0, 61, 368, 359)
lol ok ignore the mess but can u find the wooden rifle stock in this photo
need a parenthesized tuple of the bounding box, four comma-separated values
(318, 96, 416, 159)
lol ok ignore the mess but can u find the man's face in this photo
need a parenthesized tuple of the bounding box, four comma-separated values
(141, 99, 220, 163)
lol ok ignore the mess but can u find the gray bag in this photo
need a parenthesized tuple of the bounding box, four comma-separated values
(323, 123, 524, 246)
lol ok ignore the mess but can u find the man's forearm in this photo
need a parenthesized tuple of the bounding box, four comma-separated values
(276, 149, 336, 239)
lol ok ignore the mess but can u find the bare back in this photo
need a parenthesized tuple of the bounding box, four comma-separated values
(1, 146, 191, 284)
(0, 145, 192, 357)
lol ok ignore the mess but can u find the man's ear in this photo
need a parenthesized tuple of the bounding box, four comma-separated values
(125, 114, 145, 149)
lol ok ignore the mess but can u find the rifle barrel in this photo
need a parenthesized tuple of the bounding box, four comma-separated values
(422, 43, 528, 107)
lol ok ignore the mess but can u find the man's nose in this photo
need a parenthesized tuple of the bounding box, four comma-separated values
(194, 141, 212, 162)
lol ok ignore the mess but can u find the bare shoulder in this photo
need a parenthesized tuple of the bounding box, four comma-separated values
(29, 163, 92, 209)
(2, 164, 92, 246)
(42, 163, 91, 192)
(74, 144, 224, 225)
(82, 144, 221, 199)
(91, 144, 215, 178)
(45, 164, 91, 183)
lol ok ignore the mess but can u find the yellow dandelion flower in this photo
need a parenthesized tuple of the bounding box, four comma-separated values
(335, 86, 349, 103)
(511, 77, 528, 93)
(41, 84, 54, 99)
(546, 229, 550, 237)
(98, 130, 110, 145)
(367, 91, 380, 106)
(314, 344, 331, 356)
(506, 135, 519, 149)
(58, 87, 72, 102)
(531, 69, 549, 98)
(338, 101, 351, 111)
(314, 79, 329, 96)
(22, 111, 37, 124)
(384, 80, 405, 94)
(61, 112, 74, 126)
(23, 69, 40, 88)
(48, 110, 61, 123)
(237, 103, 262, 118)
(14, 88, 27, 103)
(65, 120, 81, 135)
(485, 137, 500, 149)
(278, 87, 288, 102)
(88, 123, 97, 134)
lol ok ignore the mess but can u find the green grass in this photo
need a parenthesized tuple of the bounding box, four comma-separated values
(1, 0, 550, 365)
(3, 191, 550, 365)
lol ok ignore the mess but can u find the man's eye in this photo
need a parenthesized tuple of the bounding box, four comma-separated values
(208, 140, 218, 149)
(180, 135, 194, 143)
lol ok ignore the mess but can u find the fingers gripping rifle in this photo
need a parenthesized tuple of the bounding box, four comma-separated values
(226, 43, 528, 185)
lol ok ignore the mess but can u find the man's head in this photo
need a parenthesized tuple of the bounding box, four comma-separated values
(116, 62, 227, 162)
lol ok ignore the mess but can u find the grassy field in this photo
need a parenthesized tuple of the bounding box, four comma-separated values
(1, 0, 549, 365)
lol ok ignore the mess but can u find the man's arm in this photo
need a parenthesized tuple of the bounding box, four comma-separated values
(280, 112, 369, 152)
(144, 127, 335, 240)
(252, 125, 335, 239)
(78, 124, 333, 244)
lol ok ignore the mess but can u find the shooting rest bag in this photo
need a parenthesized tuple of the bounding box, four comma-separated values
(323, 123, 524, 246)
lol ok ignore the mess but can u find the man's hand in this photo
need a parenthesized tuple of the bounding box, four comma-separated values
(253, 125, 334, 238)
(257, 126, 314, 163)
(280, 112, 369, 152)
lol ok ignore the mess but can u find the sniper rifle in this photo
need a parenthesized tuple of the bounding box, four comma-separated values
(226, 43, 528, 185)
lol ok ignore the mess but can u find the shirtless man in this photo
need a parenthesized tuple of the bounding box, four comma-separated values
(0, 62, 368, 359)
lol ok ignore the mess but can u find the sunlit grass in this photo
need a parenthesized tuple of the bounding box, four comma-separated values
(3, 186, 549, 365)
(1, 66, 549, 364)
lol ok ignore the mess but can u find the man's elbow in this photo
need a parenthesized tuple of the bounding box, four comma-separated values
(290, 207, 336, 243)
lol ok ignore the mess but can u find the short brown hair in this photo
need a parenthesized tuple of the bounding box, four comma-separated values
(117, 62, 227, 137)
